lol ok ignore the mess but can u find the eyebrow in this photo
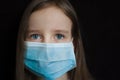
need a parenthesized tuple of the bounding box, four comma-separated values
(27, 29, 69, 34)
(27, 30, 40, 33)
(53, 30, 69, 34)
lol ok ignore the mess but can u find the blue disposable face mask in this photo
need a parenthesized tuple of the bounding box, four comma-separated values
(24, 41, 76, 80)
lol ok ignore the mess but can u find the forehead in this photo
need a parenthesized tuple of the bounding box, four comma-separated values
(28, 6, 72, 31)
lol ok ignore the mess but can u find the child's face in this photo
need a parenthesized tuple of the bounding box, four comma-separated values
(26, 6, 72, 43)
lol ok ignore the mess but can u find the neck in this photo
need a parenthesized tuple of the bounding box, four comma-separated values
(56, 73, 69, 80)
(37, 73, 69, 80)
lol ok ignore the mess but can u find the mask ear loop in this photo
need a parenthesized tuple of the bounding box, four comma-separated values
(71, 38, 74, 49)
(70, 37, 75, 80)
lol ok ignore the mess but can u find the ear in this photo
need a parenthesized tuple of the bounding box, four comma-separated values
(71, 38, 74, 41)
(71, 38, 75, 49)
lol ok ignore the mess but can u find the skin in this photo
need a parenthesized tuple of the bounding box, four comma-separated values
(25, 6, 72, 80)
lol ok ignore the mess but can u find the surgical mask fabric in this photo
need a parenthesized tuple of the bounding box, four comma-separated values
(24, 41, 76, 80)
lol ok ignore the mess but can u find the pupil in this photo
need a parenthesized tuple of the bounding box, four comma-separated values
(57, 34, 62, 39)
(33, 34, 39, 39)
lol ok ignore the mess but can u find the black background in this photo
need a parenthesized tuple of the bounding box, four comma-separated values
(0, 0, 119, 80)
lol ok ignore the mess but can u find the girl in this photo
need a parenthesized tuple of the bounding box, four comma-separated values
(16, 0, 93, 80)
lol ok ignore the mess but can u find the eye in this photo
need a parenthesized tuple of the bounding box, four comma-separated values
(30, 34, 41, 40)
(55, 34, 65, 40)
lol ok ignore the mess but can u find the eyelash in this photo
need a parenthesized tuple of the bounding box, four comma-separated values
(30, 34, 41, 40)
(55, 34, 65, 40)
(28, 33, 65, 40)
